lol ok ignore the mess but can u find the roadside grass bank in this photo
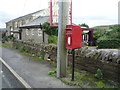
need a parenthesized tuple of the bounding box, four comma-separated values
(48, 67, 120, 88)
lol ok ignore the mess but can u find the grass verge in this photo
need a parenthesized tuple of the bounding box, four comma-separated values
(0, 43, 13, 48)
(48, 67, 120, 88)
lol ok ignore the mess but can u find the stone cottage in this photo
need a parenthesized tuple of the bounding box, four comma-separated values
(6, 8, 49, 43)
(20, 16, 49, 43)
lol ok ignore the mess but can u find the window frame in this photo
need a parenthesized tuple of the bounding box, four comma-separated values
(38, 29, 42, 36)
(31, 29, 34, 35)
(26, 29, 29, 35)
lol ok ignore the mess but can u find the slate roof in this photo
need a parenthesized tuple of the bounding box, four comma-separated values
(20, 16, 49, 28)
(6, 9, 47, 23)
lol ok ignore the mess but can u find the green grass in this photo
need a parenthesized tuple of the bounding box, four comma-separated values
(21, 52, 32, 56)
(48, 67, 120, 88)
(0, 43, 13, 48)
(48, 35, 58, 45)
(33, 56, 57, 66)
(48, 69, 57, 77)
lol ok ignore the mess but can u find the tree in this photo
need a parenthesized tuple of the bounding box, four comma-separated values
(79, 23, 89, 28)
(93, 28, 106, 40)
(95, 25, 120, 40)
(109, 26, 120, 39)
(42, 22, 58, 36)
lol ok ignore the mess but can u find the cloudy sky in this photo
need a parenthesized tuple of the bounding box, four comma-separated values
(0, 0, 119, 28)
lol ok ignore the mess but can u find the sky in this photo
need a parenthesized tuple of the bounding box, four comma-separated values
(0, 0, 119, 28)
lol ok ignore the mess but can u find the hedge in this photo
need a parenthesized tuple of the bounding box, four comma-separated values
(97, 39, 120, 49)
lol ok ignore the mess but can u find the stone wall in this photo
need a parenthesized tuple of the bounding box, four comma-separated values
(13, 40, 57, 62)
(13, 40, 120, 82)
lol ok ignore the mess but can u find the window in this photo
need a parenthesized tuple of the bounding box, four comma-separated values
(38, 29, 42, 36)
(26, 29, 29, 35)
(19, 21, 22, 26)
(10, 26, 13, 31)
(25, 19, 29, 24)
(31, 29, 34, 35)
(15, 22, 18, 28)
(10, 26, 13, 35)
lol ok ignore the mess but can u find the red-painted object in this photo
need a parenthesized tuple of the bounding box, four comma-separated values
(66, 25, 82, 49)
(82, 28, 94, 31)
(50, 0, 72, 27)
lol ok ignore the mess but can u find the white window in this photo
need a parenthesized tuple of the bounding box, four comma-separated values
(31, 29, 34, 35)
(19, 21, 22, 26)
(25, 19, 29, 24)
(38, 29, 42, 36)
(11, 32, 13, 35)
(10, 26, 13, 31)
(15, 22, 18, 28)
(26, 29, 29, 35)
(10, 26, 13, 35)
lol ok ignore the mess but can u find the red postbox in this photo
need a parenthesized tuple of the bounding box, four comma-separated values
(66, 25, 82, 49)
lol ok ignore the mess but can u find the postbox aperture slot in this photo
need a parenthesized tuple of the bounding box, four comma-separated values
(66, 29, 72, 31)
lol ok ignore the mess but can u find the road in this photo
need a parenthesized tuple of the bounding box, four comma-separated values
(0, 46, 79, 88)
(0, 46, 26, 88)
(2, 63, 25, 88)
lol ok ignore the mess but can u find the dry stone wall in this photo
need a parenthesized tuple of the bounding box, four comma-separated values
(13, 40, 120, 82)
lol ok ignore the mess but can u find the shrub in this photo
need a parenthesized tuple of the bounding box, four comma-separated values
(48, 70, 56, 76)
(95, 69, 103, 79)
(97, 38, 120, 49)
(48, 35, 58, 44)
(94, 25, 120, 48)
(39, 52, 45, 60)
(42, 22, 58, 36)
(95, 81, 105, 88)
(93, 28, 106, 40)
(19, 46, 26, 52)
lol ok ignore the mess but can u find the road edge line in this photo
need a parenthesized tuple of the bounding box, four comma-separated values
(0, 57, 32, 88)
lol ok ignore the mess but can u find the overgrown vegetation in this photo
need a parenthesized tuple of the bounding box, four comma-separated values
(95, 69, 103, 79)
(94, 25, 120, 49)
(42, 22, 58, 44)
(38, 52, 45, 60)
(0, 43, 13, 48)
(48, 69, 57, 77)
(48, 67, 120, 88)
(97, 38, 120, 49)
(2, 35, 15, 41)
(48, 35, 58, 44)
(42, 22, 58, 36)
(79, 23, 89, 28)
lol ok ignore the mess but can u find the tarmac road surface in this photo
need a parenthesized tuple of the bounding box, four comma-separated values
(2, 63, 25, 88)
(0, 46, 79, 88)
